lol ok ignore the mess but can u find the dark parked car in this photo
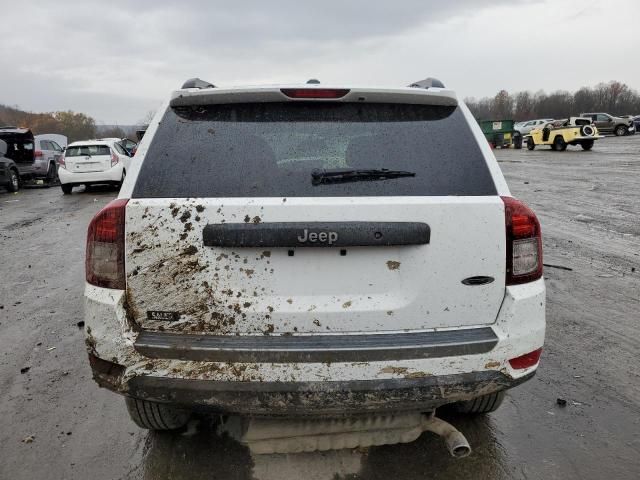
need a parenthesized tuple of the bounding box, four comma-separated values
(0, 139, 21, 192)
(0, 127, 37, 191)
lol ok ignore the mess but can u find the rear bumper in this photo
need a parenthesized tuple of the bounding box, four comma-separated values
(58, 164, 123, 185)
(84, 277, 545, 414)
(120, 370, 535, 415)
(33, 159, 50, 176)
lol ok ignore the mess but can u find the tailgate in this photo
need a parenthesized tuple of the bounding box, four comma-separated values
(65, 154, 111, 172)
(124, 197, 506, 334)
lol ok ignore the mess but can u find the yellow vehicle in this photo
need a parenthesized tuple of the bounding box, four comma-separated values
(526, 117, 603, 151)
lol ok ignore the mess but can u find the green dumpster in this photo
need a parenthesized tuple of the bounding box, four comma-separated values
(478, 119, 522, 149)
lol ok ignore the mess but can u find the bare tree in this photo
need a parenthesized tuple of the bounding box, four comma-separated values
(492, 90, 514, 118)
(465, 81, 640, 120)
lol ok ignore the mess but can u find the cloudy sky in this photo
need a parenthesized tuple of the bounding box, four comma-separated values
(1, 0, 638, 124)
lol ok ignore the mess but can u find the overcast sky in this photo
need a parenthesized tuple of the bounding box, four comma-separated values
(1, 0, 638, 124)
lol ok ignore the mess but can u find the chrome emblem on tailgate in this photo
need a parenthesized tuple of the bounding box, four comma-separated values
(297, 229, 339, 245)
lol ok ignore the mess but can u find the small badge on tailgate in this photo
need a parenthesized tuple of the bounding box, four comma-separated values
(146, 311, 180, 321)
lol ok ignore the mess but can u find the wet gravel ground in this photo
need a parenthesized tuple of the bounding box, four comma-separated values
(0, 135, 639, 479)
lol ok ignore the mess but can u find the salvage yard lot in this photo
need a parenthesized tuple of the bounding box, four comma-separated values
(0, 136, 639, 479)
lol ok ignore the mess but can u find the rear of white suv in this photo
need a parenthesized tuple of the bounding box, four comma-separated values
(84, 80, 545, 438)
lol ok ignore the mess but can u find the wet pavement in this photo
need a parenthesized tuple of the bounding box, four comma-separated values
(1, 136, 639, 479)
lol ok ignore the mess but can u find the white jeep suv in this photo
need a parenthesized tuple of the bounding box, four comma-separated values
(84, 78, 545, 446)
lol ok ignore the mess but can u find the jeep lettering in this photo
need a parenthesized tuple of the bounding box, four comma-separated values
(298, 229, 338, 244)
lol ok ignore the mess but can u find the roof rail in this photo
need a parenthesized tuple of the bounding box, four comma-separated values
(181, 78, 216, 89)
(408, 78, 445, 89)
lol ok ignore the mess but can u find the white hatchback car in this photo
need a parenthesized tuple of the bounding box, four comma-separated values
(59, 140, 131, 194)
(83, 78, 546, 455)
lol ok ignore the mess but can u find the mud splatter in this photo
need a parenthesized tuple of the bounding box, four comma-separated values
(386, 261, 401, 270)
(180, 245, 198, 256)
(379, 366, 408, 375)
(404, 371, 430, 379)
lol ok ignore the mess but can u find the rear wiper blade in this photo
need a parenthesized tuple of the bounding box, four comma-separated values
(311, 168, 416, 185)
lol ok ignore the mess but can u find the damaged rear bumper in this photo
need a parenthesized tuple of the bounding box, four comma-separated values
(99, 365, 534, 416)
(84, 279, 545, 415)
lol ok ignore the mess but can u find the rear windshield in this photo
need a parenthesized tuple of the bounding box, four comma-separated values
(66, 145, 111, 156)
(133, 102, 496, 198)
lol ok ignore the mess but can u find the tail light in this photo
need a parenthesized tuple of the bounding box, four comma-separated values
(59, 154, 66, 169)
(509, 347, 542, 369)
(281, 88, 350, 99)
(86, 199, 128, 289)
(110, 149, 119, 167)
(34, 150, 43, 158)
(502, 196, 543, 285)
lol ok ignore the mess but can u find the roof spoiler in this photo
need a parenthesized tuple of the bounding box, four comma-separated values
(181, 78, 216, 89)
(408, 78, 445, 89)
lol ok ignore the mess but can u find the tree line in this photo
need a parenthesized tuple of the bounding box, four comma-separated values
(465, 81, 640, 121)
(0, 104, 143, 142)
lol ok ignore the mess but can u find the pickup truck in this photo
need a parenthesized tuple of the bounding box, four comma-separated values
(580, 112, 635, 136)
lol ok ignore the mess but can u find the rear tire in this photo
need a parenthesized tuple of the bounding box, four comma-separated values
(614, 125, 627, 136)
(526, 137, 535, 150)
(125, 397, 190, 430)
(581, 140, 594, 151)
(453, 391, 505, 414)
(115, 170, 126, 190)
(45, 162, 58, 185)
(61, 184, 73, 194)
(7, 169, 20, 192)
(513, 134, 523, 149)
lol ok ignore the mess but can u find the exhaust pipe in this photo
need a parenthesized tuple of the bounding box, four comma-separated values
(220, 412, 471, 458)
(421, 414, 471, 458)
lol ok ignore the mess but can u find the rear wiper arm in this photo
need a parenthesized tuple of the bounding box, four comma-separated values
(311, 168, 416, 185)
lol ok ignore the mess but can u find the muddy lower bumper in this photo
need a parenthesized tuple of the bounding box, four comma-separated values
(92, 357, 533, 416)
